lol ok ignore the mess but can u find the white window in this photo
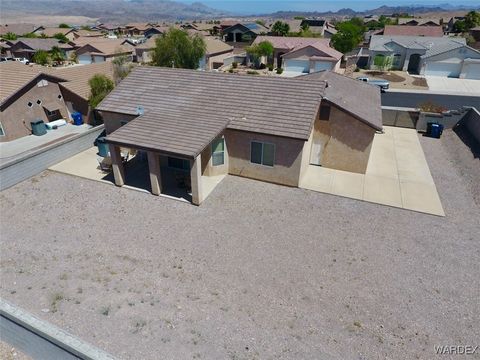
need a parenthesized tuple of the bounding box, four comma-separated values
(211, 138, 225, 166)
(251, 141, 275, 167)
(37, 79, 48, 87)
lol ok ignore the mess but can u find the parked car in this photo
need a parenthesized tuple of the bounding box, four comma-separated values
(0, 56, 14, 62)
(357, 77, 389, 91)
(14, 57, 30, 65)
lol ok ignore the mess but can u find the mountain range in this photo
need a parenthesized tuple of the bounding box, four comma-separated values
(1, 0, 478, 23)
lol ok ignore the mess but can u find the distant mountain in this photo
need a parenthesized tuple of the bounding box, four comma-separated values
(1, 0, 229, 22)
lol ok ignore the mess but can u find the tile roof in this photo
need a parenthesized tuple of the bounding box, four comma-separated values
(253, 36, 330, 50)
(299, 71, 383, 131)
(74, 38, 134, 56)
(203, 36, 233, 55)
(398, 18, 442, 26)
(98, 67, 326, 156)
(0, 62, 65, 107)
(383, 25, 444, 37)
(369, 35, 466, 58)
(9, 38, 73, 51)
(0, 23, 40, 36)
(40, 27, 75, 37)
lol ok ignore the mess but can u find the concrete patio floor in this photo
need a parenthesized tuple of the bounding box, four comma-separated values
(49, 147, 226, 203)
(300, 126, 445, 216)
(426, 76, 480, 95)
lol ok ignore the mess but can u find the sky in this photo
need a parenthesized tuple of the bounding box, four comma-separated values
(179, 0, 479, 15)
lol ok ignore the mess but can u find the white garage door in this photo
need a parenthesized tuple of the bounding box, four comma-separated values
(461, 63, 480, 80)
(425, 61, 462, 78)
(78, 54, 92, 64)
(285, 59, 309, 73)
(313, 61, 333, 72)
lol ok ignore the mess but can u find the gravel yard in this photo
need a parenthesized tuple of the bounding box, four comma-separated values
(1, 130, 479, 360)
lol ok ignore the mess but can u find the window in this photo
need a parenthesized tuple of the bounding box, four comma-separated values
(27, 101, 33, 108)
(46, 109, 59, 117)
(36, 99, 42, 105)
(251, 141, 274, 167)
(211, 138, 225, 166)
(37, 80, 48, 87)
(0, 121, 4, 136)
(57, 94, 62, 100)
(319, 104, 331, 120)
(167, 157, 190, 171)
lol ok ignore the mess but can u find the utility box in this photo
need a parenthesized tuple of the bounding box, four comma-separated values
(31, 120, 47, 136)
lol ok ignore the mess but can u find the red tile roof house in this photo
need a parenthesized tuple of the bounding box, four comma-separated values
(96, 67, 382, 205)
(252, 36, 343, 74)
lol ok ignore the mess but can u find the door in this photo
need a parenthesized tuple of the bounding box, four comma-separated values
(309, 137, 323, 165)
(285, 59, 310, 74)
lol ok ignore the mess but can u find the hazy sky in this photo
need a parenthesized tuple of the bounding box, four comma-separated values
(179, 0, 478, 14)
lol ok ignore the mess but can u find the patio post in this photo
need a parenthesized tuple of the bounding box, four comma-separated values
(190, 154, 203, 206)
(108, 144, 125, 187)
(147, 151, 162, 196)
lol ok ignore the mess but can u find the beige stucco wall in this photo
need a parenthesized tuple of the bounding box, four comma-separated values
(100, 111, 139, 134)
(0, 80, 69, 142)
(311, 104, 375, 173)
(225, 129, 304, 187)
(207, 51, 234, 69)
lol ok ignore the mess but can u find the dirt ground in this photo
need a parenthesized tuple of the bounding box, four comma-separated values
(0, 342, 31, 360)
(354, 69, 429, 90)
(0, 130, 479, 360)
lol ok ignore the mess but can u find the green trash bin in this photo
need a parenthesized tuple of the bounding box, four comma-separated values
(31, 120, 47, 136)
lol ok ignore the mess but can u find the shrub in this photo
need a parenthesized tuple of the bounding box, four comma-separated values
(354, 67, 360, 72)
(232, 61, 238, 69)
(268, 64, 274, 71)
(418, 101, 447, 114)
(228, 68, 234, 73)
(247, 70, 259, 75)
(276, 67, 284, 74)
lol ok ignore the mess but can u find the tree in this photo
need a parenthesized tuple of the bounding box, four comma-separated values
(33, 50, 49, 65)
(255, 19, 266, 27)
(88, 74, 114, 108)
(58, 23, 70, 28)
(21, 32, 38, 38)
(246, 40, 274, 68)
(151, 28, 206, 69)
(373, 54, 393, 71)
(453, 20, 467, 33)
(300, 22, 310, 32)
(331, 20, 365, 54)
(112, 52, 133, 85)
(271, 21, 290, 36)
(2, 32, 17, 40)
(50, 46, 65, 64)
(465, 10, 480, 29)
(53, 32, 69, 43)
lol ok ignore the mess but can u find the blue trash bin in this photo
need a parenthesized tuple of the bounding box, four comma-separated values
(97, 137, 110, 157)
(31, 120, 47, 136)
(71, 111, 83, 126)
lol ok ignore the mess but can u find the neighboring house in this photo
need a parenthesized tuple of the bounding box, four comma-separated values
(369, 35, 480, 78)
(0, 62, 69, 142)
(96, 23, 123, 36)
(469, 26, 480, 50)
(252, 36, 343, 74)
(0, 23, 43, 36)
(72, 29, 104, 39)
(382, 25, 444, 37)
(198, 37, 234, 70)
(398, 18, 442, 26)
(446, 16, 466, 33)
(35, 27, 77, 41)
(5, 38, 74, 61)
(96, 67, 382, 205)
(144, 26, 166, 38)
(134, 36, 158, 63)
(323, 23, 338, 39)
(222, 23, 268, 43)
(124, 23, 158, 37)
(299, 19, 333, 35)
(74, 38, 134, 64)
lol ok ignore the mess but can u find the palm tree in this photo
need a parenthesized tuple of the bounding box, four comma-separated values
(50, 46, 65, 65)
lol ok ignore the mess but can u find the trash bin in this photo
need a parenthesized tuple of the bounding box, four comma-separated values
(96, 137, 110, 157)
(427, 122, 443, 139)
(30, 120, 47, 136)
(71, 111, 83, 126)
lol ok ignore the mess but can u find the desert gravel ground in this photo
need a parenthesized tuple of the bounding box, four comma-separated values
(1, 130, 479, 360)
(0, 342, 32, 360)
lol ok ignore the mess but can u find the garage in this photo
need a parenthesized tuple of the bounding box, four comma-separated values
(461, 59, 480, 80)
(78, 54, 92, 65)
(284, 59, 310, 74)
(424, 61, 462, 77)
(313, 61, 334, 72)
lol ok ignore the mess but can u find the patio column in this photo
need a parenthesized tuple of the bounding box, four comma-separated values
(147, 151, 162, 196)
(109, 144, 125, 187)
(190, 154, 203, 206)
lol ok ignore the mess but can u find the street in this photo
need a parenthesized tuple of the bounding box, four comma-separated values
(382, 90, 480, 110)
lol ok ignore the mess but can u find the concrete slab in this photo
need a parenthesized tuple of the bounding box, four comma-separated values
(426, 76, 480, 95)
(300, 126, 444, 216)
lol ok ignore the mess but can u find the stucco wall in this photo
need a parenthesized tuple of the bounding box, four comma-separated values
(99, 111, 139, 134)
(1, 80, 69, 142)
(200, 133, 229, 176)
(225, 129, 304, 187)
(311, 104, 375, 173)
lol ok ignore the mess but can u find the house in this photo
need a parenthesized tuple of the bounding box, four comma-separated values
(0, 62, 69, 142)
(5, 38, 74, 62)
(369, 35, 480, 78)
(144, 26, 166, 38)
(299, 19, 326, 34)
(252, 36, 343, 74)
(95, 66, 382, 205)
(382, 25, 444, 37)
(72, 29, 104, 39)
(469, 26, 480, 50)
(0, 23, 43, 37)
(398, 18, 442, 27)
(124, 23, 158, 37)
(446, 16, 466, 33)
(198, 37, 234, 70)
(74, 38, 135, 64)
(222, 23, 268, 43)
(323, 23, 338, 39)
(35, 27, 77, 41)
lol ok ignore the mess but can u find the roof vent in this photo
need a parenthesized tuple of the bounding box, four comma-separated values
(325, 80, 329, 88)
(136, 105, 144, 115)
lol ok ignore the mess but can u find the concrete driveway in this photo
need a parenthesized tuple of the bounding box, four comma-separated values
(300, 126, 444, 216)
(426, 76, 480, 95)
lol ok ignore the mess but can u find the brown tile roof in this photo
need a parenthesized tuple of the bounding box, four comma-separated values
(282, 42, 343, 61)
(383, 25, 444, 37)
(99, 67, 326, 156)
(254, 36, 342, 59)
(73, 29, 103, 38)
(0, 23, 41, 36)
(299, 71, 382, 131)
(0, 62, 65, 107)
(9, 38, 73, 51)
(74, 38, 134, 56)
(203, 36, 233, 55)
(40, 27, 75, 37)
